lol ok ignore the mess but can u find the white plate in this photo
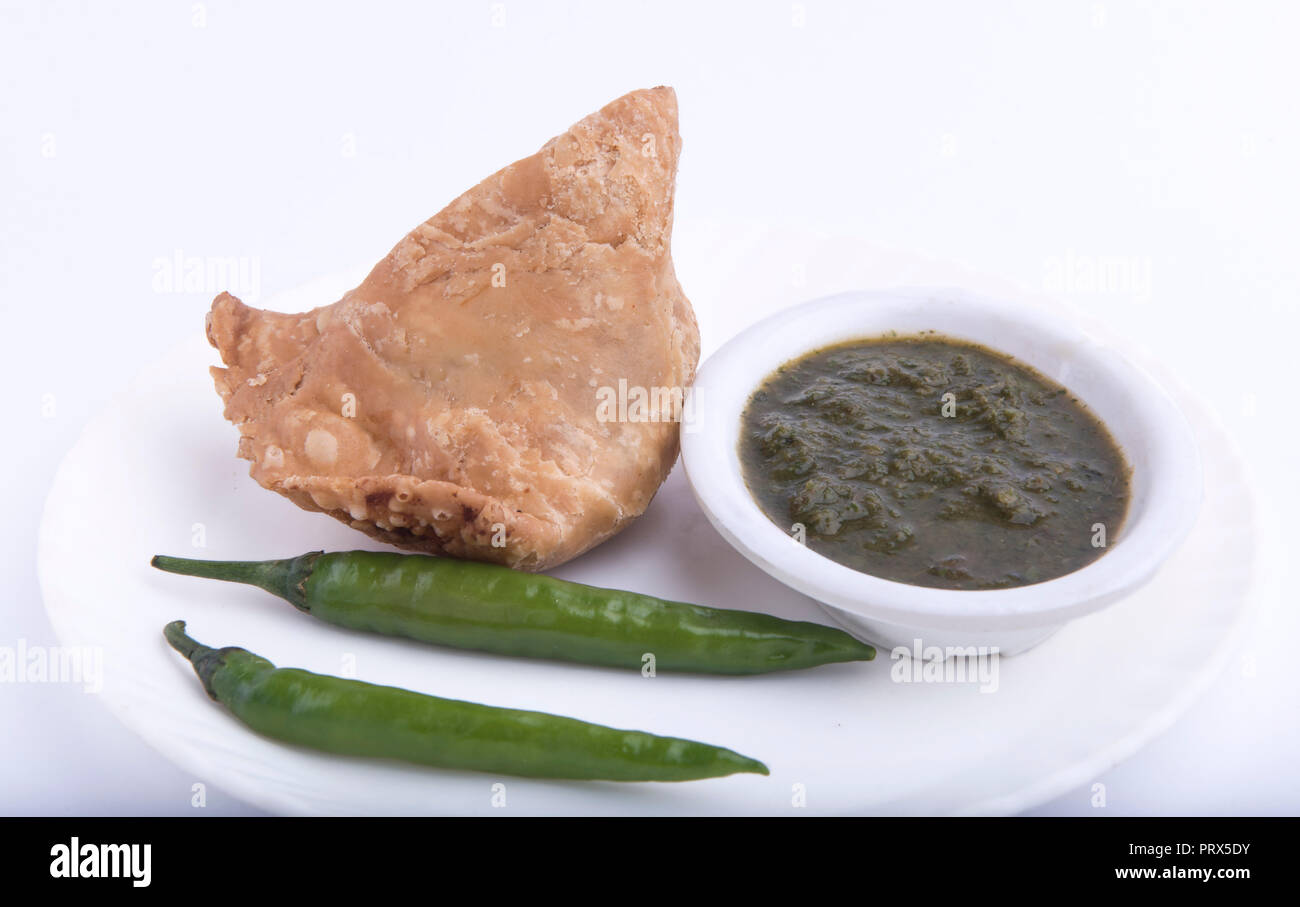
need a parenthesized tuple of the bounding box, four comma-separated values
(37, 224, 1257, 815)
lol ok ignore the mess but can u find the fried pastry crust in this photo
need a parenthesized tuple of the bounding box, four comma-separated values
(207, 87, 698, 570)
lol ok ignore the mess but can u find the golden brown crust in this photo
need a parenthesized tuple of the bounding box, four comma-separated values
(208, 87, 698, 570)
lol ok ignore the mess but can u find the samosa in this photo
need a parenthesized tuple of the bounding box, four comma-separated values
(207, 87, 698, 570)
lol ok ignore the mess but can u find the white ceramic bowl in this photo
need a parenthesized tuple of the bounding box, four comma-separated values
(681, 288, 1203, 656)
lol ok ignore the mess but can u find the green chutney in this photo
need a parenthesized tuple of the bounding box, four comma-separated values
(739, 335, 1131, 590)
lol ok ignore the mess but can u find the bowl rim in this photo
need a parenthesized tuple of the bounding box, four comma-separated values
(680, 287, 1204, 632)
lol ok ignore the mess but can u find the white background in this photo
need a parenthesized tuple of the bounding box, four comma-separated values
(2, 0, 1297, 815)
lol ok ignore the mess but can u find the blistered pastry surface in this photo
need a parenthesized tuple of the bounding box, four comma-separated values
(207, 88, 698, 570)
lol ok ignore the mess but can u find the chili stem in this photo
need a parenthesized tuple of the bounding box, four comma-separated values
(151, 553, 318, 610)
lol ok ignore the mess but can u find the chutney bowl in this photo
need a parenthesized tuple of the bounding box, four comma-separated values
(680, 288, 1203, 656)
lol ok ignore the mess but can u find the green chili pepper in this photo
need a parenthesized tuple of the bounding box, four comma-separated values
(163, 620, 767, 781)
(152, 550, 874, 674)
